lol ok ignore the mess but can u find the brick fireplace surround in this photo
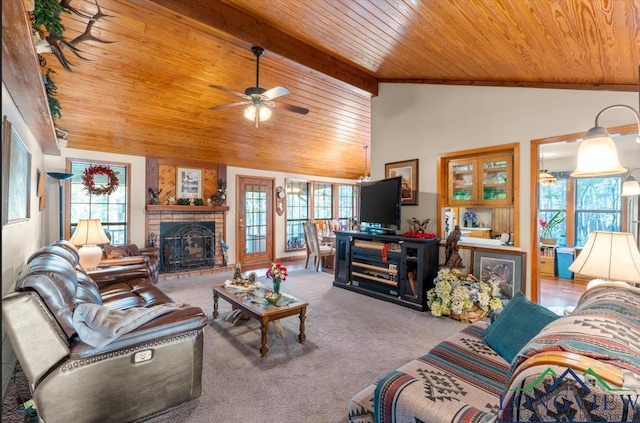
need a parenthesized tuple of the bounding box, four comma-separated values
(146, 205, 233, 280)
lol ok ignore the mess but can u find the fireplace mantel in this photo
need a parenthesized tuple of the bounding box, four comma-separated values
(147, 205, 230, 212)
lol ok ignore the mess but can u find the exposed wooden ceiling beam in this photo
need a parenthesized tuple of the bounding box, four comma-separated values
(137, 0, 378, 97)
(379, 79, 637, 92)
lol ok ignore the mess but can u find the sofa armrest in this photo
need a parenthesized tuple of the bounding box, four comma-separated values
(508, 351, 625, 388)
(70, 305, 208, 358)
(99, 256, 148, 267)
(87, 261, 151, 287)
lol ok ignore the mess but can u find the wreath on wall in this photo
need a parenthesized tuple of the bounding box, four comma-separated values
(82, 165, 119, 195)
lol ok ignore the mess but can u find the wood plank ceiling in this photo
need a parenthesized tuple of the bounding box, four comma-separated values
(24, 0, 640, 179)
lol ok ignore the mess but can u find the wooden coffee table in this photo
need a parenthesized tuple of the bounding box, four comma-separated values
(212, 283, 307, 357)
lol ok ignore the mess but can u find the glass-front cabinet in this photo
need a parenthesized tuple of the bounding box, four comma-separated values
(449, 159, 476, 204)
(448, 154, 513, 206)
(479, 154, 512, 205)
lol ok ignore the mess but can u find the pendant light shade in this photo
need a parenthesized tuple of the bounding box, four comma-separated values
(538, 154, 556, 185)
(622, 169, 640, 196)
(357, 145, 370, 183)
(571, 105, 640, 178)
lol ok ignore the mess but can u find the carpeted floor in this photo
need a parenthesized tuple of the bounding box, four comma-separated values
(2, 269, 468, 423)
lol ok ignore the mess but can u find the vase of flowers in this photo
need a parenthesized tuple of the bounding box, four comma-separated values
(427, 268, 503, 323)
(266, 262, 288, 295)
(463, 209, 477, 228)
(539, 211, 565, 245)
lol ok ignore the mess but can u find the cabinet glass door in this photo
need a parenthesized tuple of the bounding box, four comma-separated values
(480, 155, 512, 204)
(449, 160, 475, 204)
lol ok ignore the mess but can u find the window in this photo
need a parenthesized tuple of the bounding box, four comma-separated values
(314, 183, 333, 220)
(574, 177, 622, 246)
(337, 184, 357, 229)
(286, 180, 309, 250)
(539, 175, 567, 244)
(285, 180, 357, 250)
(538, 172, 625, 247)
(69, 160, 129, 244)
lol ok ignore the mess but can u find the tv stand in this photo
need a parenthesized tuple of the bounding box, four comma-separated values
(333, 231, 440, 311)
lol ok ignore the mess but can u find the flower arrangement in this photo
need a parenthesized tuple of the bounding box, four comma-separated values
(463, 209, 477, 226)
(266, 263, 288, 294)
(82, 165, 119, 195)
(427, 268, 503, 322)
(540, 211, 565, 239)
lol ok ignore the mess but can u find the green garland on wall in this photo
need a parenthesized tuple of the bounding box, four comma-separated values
(43, 69, 61, 119)
(33, 0, 65, 37)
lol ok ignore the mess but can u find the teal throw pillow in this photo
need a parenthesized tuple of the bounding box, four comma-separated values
(483, 292, 559, 363)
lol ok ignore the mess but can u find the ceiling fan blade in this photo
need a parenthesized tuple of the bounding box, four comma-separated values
(209, 84, 247, 98)
(209, 101, 250, 111)
(273, 101, 309, 115)
(262, 86, 290, 100)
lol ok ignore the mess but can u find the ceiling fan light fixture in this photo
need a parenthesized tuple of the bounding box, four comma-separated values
(243, 105, 272, 122)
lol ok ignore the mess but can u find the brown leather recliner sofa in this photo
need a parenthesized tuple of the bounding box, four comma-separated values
(100, 243, 160, 285)
(2, 241, 208, 423)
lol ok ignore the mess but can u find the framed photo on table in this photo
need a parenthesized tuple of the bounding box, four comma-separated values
(176, 167, 202, 199)
(473, 248, 526, 303)
(2, 116, 32, 226)
(385, 158, 419, 205)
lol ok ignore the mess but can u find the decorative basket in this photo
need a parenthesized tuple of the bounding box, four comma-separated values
(450, 304, 488, 324)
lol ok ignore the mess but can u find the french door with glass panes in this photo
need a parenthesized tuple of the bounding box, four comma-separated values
(237, 176, 274, 266)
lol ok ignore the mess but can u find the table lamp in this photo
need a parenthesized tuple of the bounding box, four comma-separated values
(68, 219, 111, 269)
(568, 231, 640, 284)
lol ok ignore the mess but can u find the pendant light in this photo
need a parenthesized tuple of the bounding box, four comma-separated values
(538, 153, 556, 186)
(357, 145, 371, 183)
(622, 168, 640, 196)
(572, 67, 640, 177)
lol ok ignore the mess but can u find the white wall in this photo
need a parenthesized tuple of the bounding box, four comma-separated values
(371, 84, 637, 294)
(1, 82, 46, 393)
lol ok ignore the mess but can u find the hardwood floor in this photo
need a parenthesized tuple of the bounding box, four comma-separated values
(539, 276, 585, 309)
(262, 257, 584, 310)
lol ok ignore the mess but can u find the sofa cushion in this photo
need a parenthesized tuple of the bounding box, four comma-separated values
(483, 292, 559, 363)
(103, 244, 140, 259)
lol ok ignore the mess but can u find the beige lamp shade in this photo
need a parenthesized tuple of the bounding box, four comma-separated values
(568, 231, 640, 283)
(621, 175, 640, 196)
(570, 127, 627, 178)
(68, 219, 111, 269)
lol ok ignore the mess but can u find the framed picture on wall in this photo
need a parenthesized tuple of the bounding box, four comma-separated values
(385, 158, 418, 205)
(473, 248, 526, 303)
(176, 167, 203, 199)
(2, 116, 32, 226)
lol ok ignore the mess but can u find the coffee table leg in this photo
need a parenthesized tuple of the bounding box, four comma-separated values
(298, 306, 307, 343)
(260, 320, 269, 357)
(213, 290, 219, 319)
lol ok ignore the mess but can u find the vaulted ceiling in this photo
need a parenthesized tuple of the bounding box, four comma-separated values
(4, 0, 639, 179)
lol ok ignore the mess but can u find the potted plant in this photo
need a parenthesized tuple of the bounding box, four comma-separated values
(539, 211, 565, 245)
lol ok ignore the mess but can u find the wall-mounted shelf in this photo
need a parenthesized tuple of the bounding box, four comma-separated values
(146, 205, 230, 212)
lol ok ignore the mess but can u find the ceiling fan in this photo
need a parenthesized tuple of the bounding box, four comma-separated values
(209, 46, 309, 128)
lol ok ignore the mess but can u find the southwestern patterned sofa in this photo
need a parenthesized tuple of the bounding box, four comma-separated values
(348, 282, 640, 422)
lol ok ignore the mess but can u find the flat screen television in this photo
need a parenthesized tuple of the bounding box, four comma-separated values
(358, 177, 402, 234)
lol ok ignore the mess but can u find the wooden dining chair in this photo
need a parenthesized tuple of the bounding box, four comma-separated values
(328, 219, 340, 233)
(303, 221, 335, 271)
